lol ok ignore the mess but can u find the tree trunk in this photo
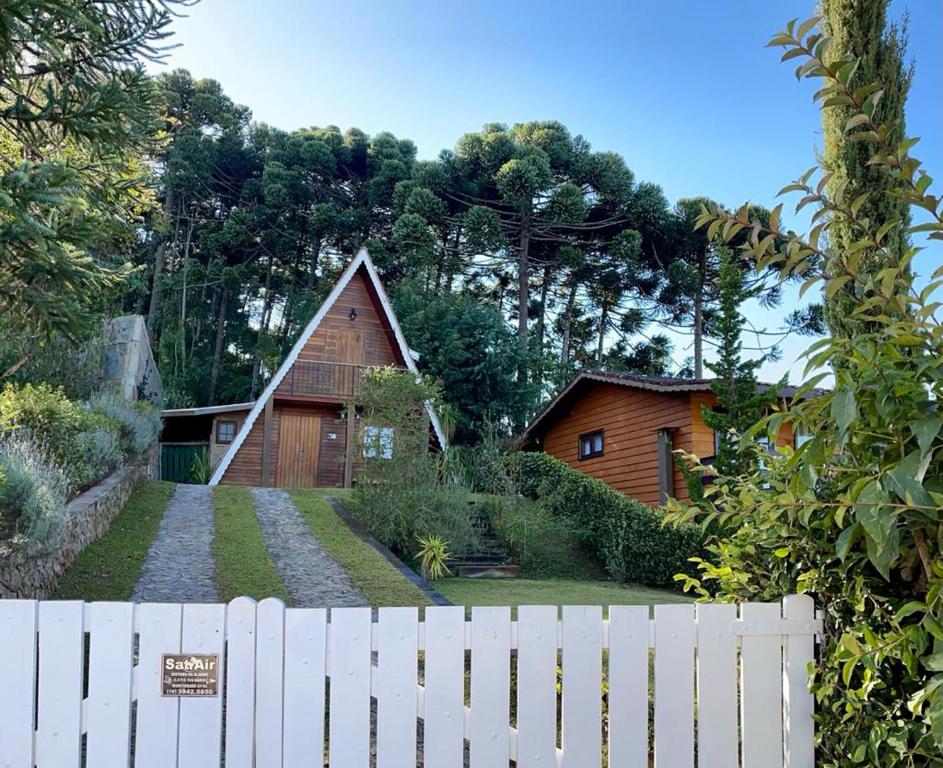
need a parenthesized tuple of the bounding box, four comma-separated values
(178, 216, 194, 374)
(209, 288, 228, 404)
(307, 236, 321, 289)
(250, 257, 274, 399)
(596, 304, 609, 364)
(517, 222, 531, 373)
(693, 246, 706, 378)
(559, 280, 578, 365)
(146, 188, 175, 334)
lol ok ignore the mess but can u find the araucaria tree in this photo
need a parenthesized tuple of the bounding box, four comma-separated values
(668, 16, 943, 765)
(700, 248, 778, 477)
(0, 0, 187, 374)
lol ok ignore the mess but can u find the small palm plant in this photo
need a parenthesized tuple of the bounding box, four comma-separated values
(190, 448, 211, 485)
(416, 535, 451, 581)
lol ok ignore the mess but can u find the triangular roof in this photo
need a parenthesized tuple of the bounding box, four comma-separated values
(208, 248, 447, 485)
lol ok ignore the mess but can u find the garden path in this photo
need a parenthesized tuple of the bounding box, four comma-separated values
(251, 488, 366, 608)
(132, 484, 219, 603)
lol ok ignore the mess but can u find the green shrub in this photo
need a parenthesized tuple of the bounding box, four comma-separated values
(75, 427, 125, 487)
(662, 17, 943, 761)
(90, 391, 160, 458)
(0, 382, 90, 482)
(0, 432, 70, 555)
(481, 495, 598, 578)
(350, 483, 481, 560)
(503, 451, 703, 586)
(352, 368, 481, 559)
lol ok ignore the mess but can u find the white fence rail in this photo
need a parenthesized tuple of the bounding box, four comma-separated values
(0, 596, 819, 767)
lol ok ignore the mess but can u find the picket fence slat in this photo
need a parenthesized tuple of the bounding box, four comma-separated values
(469, 606, 511, 768)
(329, 607, 372, 768)
(178, 603, 226, 768)
(742, 602, 785, 768)
(36, 600, 84, 768)
(1, 596, 820, 768)
(607, 605, 649, 768)
(422, 605, 466, 768)
(283, 607, 327, 768)
(696, 603, 738, 768)
(0, 600, 38, 768)
(225, 597, 258, 768)
(653, 603, 696, 768)
(783, 595, 816, 768)
(376, 607, 419, 768)
(516, 605, 559, 768)
(562, 606, 603, 768)
(256, 598, 286, 768)
(85, 602, 135, 768)
(135, 603, 182, 768)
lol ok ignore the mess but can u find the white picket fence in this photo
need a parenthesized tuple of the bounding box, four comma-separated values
(0, 595, 819, 767)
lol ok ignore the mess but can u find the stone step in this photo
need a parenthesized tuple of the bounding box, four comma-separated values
(450, 562, 521, 579)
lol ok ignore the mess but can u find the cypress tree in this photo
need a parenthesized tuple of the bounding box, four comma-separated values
(700, 248, 779, 478)
(820, 0, 912, 338)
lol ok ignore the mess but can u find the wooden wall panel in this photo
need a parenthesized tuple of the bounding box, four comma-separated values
(275, 268, 402, 398)
(541, 384, 695, 505)
(540, 384, 798, 505)
(220, 412, 266, 486)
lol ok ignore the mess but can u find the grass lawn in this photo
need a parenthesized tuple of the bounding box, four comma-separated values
(290, 489, 430, 608)
(437, 576, 693, 616)
(53, 480, 174, 601)
(213, 485, 288, 603)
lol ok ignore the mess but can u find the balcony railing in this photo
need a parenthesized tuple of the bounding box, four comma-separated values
(280, 361, 406, 399)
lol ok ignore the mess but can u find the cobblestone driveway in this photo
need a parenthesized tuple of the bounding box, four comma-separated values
(132, 484, 219, 603)
(251, 488, 366, 608)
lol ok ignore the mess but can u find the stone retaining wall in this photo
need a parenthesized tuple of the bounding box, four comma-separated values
(0, 445, 158, 599)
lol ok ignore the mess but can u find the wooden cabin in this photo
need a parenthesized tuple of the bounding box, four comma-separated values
(160, 402, 254, 482)
(521, 371, 808, 505)
(208, 248, 446, 489)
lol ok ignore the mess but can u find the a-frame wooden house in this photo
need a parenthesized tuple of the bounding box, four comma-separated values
(209, 248, 446, 488)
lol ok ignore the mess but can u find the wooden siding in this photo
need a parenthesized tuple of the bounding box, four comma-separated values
(538, 385, 799, 506)
(541, 383, 696, 505)
(274, 268, 400, 401)
(690, 392, 795, 453)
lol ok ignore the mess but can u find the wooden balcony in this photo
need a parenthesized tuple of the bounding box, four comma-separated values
(278, 361, 406, 400)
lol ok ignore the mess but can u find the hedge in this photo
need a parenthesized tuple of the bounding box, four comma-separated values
(503, 451, 703, 586)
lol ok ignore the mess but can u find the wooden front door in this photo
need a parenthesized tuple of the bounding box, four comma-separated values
(276, 412, 321, 488)
(336, 330, 364, 396)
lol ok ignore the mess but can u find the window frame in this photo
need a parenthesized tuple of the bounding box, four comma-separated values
(216, 419, 237, 445)
(578, 429, 605, 461)
(362, 425, 394, 460)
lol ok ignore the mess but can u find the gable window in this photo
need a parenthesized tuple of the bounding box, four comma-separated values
(579, 430, 604, 460)
(363, 426, 394, 459)
(216, 420, 237, 444)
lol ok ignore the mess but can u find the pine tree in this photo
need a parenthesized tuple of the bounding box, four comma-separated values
(700, 248, 779, 477)
(820, 0, 912, 338)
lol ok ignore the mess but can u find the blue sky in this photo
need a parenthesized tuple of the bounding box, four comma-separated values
(153, 0, 942, 383)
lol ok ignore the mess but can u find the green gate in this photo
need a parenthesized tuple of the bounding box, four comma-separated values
(160, 443, 209, 483)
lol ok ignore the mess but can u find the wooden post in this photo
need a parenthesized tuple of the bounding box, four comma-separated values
(261, 398, 274, 486)
(343, 402, 356, 489)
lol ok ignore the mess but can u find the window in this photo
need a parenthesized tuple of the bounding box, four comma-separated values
(363, 426, 394, 459)
(578, 429, 604, 460)
(794, 424, 813, 448)
(216, 420, 237, 444)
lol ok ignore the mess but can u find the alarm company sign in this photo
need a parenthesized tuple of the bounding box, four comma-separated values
(161, 654, 220, 697)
